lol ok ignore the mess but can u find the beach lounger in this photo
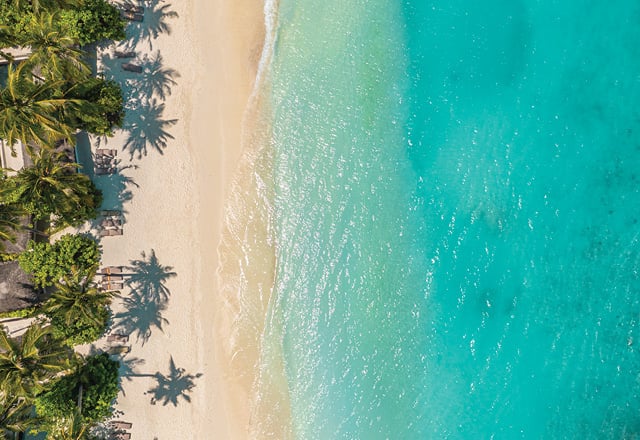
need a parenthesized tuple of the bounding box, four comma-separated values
(108, 229, 124, 236)
(96, 149, 117, 156)
(110, 421, 133, 430)
(101, 210, 122, 216)
(103, 266, 123, 274)
(107, 334, 129, 343)
(114, 50, 136, 59)
(112, 433, 131, 440)
(101, 280, 123, 290)
(107, 345, 130, 355)
(121, 11, 143, 22)
(101, 218, 122, 228)
(123, 4, 144, 13)
(122, 62, 143, 73)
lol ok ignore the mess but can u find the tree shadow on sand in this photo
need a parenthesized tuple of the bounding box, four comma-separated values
(99, 50, 179, 104)
(125, 249, 176, 301)
(119, 0, 179, 51)
(97, 50, 179, 159)
(128, 51, 179, 102)
(112, 249, 176, 345)
(114, 289, 169, 346)
(92, 164, 139, 208)
(122, 98, 177, 159)
(146, 356, 202, 406)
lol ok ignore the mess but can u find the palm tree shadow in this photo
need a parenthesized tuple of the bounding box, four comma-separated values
(114, 289, 169, 346)
(99, 50, 179, 105)
(93, 165, 139, 211)
(122, 98, 177, 159)
(120, 0, 179, 51)
(116, 354, 148, 383)
(129, 51, 179, 102)
(147, 356, 202, 406)
(125, 249, 176, 302)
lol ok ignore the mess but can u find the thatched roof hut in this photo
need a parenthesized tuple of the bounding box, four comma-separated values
(0, 222, 39, 313)
(0, 261, 38, 313)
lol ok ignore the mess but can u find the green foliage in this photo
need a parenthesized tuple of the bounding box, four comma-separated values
(0, 63, 78, 150)
(58, 0, 125, 45)
(20, 11, 90, 81)
(49, 300, 110, 346)
(0, 323, 73, 399)
(0, 252, 19, 262)
(65, 77, 125, 136)
(35, 353, 120, 423)
(36, 410, 98, 440)
(18, 234, 100, 288)
(0, 201, 24, 252)
(0, 305, 37, 318)
(3, 149, 103, 229)
(43, 266, 114, 345)
(0, 393, 37, 439)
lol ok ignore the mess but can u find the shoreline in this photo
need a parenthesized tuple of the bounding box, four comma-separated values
(191, 0, 268, 438)
(89, 0, 268, 438)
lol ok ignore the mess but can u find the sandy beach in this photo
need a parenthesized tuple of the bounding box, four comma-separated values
(86, 0, 266, 438)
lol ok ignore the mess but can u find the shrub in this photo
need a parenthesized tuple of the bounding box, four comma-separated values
(35, 353, 120, 423)
(49, 305, 110, 346)
(0, 305, 38, 319)
(66, 77, 125, 136)
(18, 234, 101, 288)
(58, 0, 125, 45)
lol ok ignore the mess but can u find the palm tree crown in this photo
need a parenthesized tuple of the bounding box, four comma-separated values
(0, 200, 24, 252)
(0, 63, 78, 151)
(44, 267, 114, 329)
(0, 323, 72, 399)
(3, 148, 101, 228)
(21, 12, 90, 81)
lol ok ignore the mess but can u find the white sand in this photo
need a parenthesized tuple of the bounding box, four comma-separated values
(89, 0, 265, 438)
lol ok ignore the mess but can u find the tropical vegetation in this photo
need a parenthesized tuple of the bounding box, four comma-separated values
(0, 198, 23, 251)
(0, 323, 73, 399)
(35, 353, 119, 422)
(44, 268, 114, 345)
(18, 233, 101, 288)
(0, 0, 128, 436)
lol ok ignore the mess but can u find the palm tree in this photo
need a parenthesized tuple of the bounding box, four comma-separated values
(11, 0, 81, 12)
(0, 63, 80, 152)
(0, 323, 73, 399)
(44, 267, 114, 331)
(42, 410, 95, 440)
(20, 12, 90, 81)
(0, 25, 18, 64)
(3, 148, 102, 230)
(0, 202, 24, 252)
(0, 394, 36, 440)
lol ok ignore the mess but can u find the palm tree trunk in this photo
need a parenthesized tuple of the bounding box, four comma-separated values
(77, 382, 83, 413)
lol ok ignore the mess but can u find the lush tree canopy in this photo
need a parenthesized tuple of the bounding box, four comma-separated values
(0, 0, 124, 46)
(0, 323, 73, 399)
(35, 353, 119, 422)
(44, 268, 114, 345)
(18, 233, 100, 288)
(58, 0, 126, 45)
(65, 77, 125, 136)
(3, 149, 103, 229)
(0, 63, 80, 150)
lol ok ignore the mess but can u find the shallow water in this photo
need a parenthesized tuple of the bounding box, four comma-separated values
(244, 0, 640, 437)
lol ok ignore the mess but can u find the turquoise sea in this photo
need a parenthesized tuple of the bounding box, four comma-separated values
(249, 0, 640, 437)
